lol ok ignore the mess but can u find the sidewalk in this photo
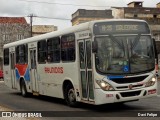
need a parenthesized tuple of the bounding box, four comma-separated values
(0, 105, 12, 111)
(0, 105, 26, 120)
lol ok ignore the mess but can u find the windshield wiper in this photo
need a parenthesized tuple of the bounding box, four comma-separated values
(131, 34, 141, 50)
(108, 34, 125, 51)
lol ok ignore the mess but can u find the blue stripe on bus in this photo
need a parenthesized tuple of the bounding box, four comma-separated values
(24, 68, 30, 81)
(15, 68, 20, 80)
(107, 76, 124, 80)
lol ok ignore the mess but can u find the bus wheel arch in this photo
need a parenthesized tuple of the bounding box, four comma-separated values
(20, 78, 28, 97)
(63, 80, 78, 107)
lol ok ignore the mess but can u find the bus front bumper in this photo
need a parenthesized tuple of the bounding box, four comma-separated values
(94, 85, 157, 105)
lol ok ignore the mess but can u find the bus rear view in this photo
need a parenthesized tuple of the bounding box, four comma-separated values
(92, 20, 157, 104)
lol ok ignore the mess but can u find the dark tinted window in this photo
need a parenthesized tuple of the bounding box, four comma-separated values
(47, 37, 60, 63)
(38, 40, 47, 63)
(61, 34, 75, 62)
(16, 45, 27, 64)
(4, 48, 9, 65)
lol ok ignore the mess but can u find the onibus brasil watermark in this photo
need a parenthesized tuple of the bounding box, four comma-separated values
(1, 112, 42, 118)
(1, 111, 160, 117)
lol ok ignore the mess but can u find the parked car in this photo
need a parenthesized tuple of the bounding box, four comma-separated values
(0, 69, 3, 79)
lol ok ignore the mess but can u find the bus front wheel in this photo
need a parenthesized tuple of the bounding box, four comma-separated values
(64, 84, 77, 107)
(20, 80, 28, 97)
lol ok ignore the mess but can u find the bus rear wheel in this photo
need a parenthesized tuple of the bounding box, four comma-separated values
(20, 80, 28, 97)
(64, 84, 77, 107)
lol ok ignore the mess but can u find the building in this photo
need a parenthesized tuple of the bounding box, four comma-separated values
(32, 25, 58, 36)
(71, 1, 160, 56)
(0, 17, 30, 69)
(111, 1, 160, 52)
(71, 3, 160, 42)
(71, 9, 113, 26)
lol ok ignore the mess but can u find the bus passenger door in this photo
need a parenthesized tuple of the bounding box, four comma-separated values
(10, 52, 16, 88)
(78, 39, 94, 101)
(29, 48, 39, 93)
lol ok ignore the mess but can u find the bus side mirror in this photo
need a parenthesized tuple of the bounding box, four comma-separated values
(92, 41, 98, 53)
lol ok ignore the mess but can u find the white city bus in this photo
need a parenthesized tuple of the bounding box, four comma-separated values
(3, 19, 158, 106)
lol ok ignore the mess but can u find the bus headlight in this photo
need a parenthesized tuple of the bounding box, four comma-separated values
(96, 80, 114, 91)
(145, 77, 156, 87)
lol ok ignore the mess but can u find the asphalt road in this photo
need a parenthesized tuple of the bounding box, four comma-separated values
(0, 81, 160, 120)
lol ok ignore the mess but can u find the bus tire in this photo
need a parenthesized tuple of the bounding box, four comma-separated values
(20, 80, 28, 97)
(64, 84, 77, 107)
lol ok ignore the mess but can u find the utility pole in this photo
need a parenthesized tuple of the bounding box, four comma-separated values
(28, 14, 36, 37)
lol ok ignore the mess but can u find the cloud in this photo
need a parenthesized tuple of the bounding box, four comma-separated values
(0, 0, 29, 16)
(0, 0, 159, 30)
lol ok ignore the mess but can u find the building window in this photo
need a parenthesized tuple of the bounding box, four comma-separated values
(153, 15, 157, 18)
(134, 14, 138, 18)
(38, 40, 47, 63)
(153, 33, 160, 41)
(1, 24, 6, 33)
(16, 45, 28, 64)
(47, 37, 60, 63)
(3, 48, 9, 65)
(3, 34, 10, 43)
(61, 34, 75, 62)
(17, 34, 24, 40)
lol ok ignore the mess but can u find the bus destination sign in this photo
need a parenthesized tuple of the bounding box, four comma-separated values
(93, 21, 150, 35)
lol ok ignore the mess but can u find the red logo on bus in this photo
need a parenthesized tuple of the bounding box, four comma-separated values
(44, 67, 63, 74)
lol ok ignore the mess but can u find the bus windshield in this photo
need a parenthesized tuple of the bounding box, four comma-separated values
(95, 35, 155, 74)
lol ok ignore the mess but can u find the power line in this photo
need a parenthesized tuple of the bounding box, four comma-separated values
(36, 16, 71, 20)
(26, 15, 71, 20)
(17, 0, 111, 8)
(27, 14, 71, 36)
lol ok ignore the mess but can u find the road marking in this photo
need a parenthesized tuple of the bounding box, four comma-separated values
(157, 95, 160, 97)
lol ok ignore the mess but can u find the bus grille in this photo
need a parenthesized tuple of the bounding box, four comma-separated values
(120, 90, 141, 97)
(116, 84, 143, 90)
(111, 75, 148, 84)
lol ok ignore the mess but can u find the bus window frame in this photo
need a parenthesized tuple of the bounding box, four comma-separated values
(47, 37, 61, 63)
(61, 33, 76, 62)
(3, 48, 9, 65)
(38, 40, 47, 64)
(16, 44, 27, 64)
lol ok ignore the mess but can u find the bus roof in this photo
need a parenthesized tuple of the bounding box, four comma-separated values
(3, 19, 147, 49)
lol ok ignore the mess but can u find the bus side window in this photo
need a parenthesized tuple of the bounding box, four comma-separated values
(4, 48, 9, 65)
(61, 34, 75, 62)
(25, 44, 28, 63)
(47, 37, 60, 63)
(38, 40, 47, 64)
(16, 45, 26, 64)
